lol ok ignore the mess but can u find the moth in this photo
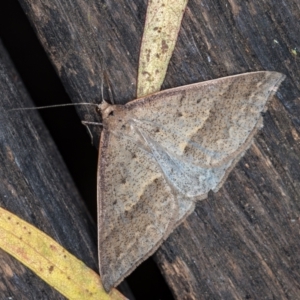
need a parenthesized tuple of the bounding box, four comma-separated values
(97, 71, 285, 291)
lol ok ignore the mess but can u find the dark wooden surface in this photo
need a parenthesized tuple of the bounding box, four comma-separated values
(0, 41, 97, 298)
(0, 41, 133, 299)
(0, 41, 134, 300)
(13, 0, 300, 299)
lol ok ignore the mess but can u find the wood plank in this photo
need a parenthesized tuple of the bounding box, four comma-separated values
(0, 43, 132, 299)
(17, 0, 300, 298)
(0, 40, 97, 298)
(0, 39, 132, 299)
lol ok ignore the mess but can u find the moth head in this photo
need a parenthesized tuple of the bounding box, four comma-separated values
(98, 100, 116, 120)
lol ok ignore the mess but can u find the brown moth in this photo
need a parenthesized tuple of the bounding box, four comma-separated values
(97, 71, 285, 291)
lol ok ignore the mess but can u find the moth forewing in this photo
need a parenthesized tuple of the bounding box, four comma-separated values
(97, 71, 285, 291)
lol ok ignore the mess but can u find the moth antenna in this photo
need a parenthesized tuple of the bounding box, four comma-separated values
(98, 55, 107, 105)
(8, 102, 102, 145)
(100, 66, 105, 104)
(81, 121, 103, 145)
(7, 103, 98, 112)
(103, 70, 115, 105)
(95, 48, 114, 106)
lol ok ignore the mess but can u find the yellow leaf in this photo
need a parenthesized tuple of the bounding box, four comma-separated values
(137, 0, 188, 97)
(0, 207, 126, 300)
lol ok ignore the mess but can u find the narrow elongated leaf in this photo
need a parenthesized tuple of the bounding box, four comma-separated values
(137, 0, 188, 97)
(0, 207, 126, 300)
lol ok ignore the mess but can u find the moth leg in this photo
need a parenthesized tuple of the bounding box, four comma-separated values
(81, 121, 103, 144)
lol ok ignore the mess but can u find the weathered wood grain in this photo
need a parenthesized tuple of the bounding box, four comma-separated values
(0, 41, 133, 299)
(16, 0, 300, 298)
(155, 97, 300, 299)
(0, 41, 100, 298)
